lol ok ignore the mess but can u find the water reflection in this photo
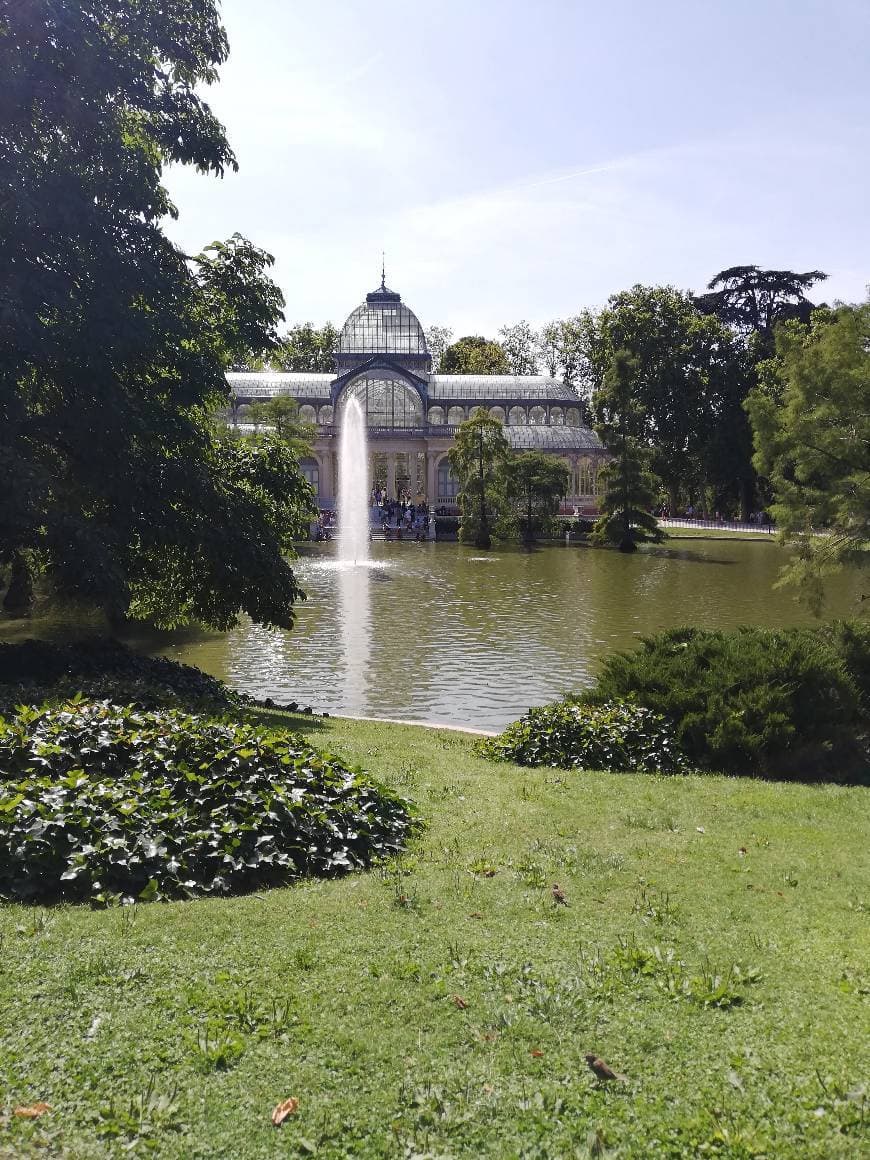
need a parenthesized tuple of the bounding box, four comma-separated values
(337, 564, 372, 712)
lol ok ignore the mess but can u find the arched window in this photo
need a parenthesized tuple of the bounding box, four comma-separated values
(428, 406, 445, 425)
(566, 407, 580, 427)
(437, 461, 459, 499)
(489, 406, 506, 423)
(508, 406, 527, 426)
(340, 372, 423, 428)
(318, 405, 334, 425)
(447, 406, 466, 426)
(529, 406, 546, 425)
(299, 404, 317, 423)
(550, 406, 564, 426)
(300, 457, 320, 496)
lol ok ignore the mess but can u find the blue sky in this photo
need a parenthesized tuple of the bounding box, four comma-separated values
(164, 0, 870, 335)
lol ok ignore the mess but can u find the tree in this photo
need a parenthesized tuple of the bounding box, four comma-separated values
(246, 396, 315, 458)
(425, 326, 454, 373)
(0, 0, 311, 629)
(538, 319, 585, 389)
(695, 266, 828, 357)
(448, 409, 511, 549)
(592, 352, 663, 552)
(498, 322, 540, 375)
(745, 298, 870, 607)
(441, 336, 511, 375)
(502, 453, 570, 544)
(581, 286, 752, 516)
(272, 322, 338, 372)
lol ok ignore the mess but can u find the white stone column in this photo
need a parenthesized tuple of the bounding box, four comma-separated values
(386, 454, 396, 500)
(426, 452, 437, 506)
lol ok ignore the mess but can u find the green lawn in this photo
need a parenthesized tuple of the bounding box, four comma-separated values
(1, 713, 868, 1158)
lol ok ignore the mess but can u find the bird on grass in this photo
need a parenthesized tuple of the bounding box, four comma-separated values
(584, 1053, 627, 1082)
(551, 883, 569, 905)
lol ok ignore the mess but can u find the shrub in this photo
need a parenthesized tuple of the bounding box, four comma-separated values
(434, 516, 460, 538)
(0, 638, 241, 714)
(0, 699, 417, 904)
(477, 699, 690, 774)
(582, 625, 870, 782)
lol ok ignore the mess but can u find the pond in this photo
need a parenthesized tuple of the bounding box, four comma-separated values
(130, 537, 862, 732)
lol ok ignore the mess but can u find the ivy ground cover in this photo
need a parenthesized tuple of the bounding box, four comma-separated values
(0, 714, 867, 1158)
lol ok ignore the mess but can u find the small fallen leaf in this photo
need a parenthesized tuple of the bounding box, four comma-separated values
(738, 847, 747, 856)
(452, 994, 468, 1009)
(271, 1097, 299, 1126)
(469, 912, 484, 919)
(14, 1103, 51, 1119)
(530, 1048, 544, 1058)
(482, 1083, 494, 1094)
(696, 826, 706, 834)
(482, 869, 496, 878)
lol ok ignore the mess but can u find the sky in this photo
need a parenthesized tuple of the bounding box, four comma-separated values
(163, 0, 870, 337)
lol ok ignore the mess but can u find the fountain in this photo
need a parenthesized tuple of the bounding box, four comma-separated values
(336, 395, 370, 565)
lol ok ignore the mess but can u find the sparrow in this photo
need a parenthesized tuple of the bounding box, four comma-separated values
(584, 1053, 626, 1082)
(552, 883, 569, 905)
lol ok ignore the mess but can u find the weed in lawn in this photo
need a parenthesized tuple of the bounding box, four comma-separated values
(95, 1076, 182, 1144)
(190, 1023, 246, 1072)
(631, 883, 680, 925)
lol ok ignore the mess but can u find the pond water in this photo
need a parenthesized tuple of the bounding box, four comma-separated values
(128, 537, 862, 732)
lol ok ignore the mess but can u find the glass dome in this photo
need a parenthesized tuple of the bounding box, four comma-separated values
(338, 283, 429, 357)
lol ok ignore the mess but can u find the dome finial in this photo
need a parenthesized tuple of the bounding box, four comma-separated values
(381, 250, 386, 290)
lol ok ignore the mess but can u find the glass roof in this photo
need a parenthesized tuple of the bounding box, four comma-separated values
(429, 376, 582, 402)
(338, 287, 429, 356)
(504, 426, 604, 451)
(227, 373, 333, 400)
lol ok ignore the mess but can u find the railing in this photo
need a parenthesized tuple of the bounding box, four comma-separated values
(661, 517, 776, 534)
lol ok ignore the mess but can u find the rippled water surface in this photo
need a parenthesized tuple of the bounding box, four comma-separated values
(143, 538, 861, 731)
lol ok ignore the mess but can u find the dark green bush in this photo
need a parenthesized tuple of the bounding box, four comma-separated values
(0, 638, 242, 714)
(581, 625, 870, 782)
(0, 699, 417, 904)
(477, 699, 690, 774)
(434, 516, 460, 538)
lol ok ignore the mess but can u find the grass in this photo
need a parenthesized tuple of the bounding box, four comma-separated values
(1, 712, 868, 1158)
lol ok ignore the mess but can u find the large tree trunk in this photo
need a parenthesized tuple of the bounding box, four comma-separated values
(2, 552, 34, 616)
(667, 483, 679, 516)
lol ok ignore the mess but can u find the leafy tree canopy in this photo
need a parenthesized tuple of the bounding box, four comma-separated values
(502, 452, 570, 544)
(695, 266, 828, 355)
(441, 336, 510, 375)
(582, 286, 754, 513)
(424, 326, 454, 373)
(0, 0, 310, 629)
(271, 323, 338, 373)
(245, 396, 316, 459)
(745, 298, 870, 607)
(498, 322, 540, 376)
(447, 409, 511, 549)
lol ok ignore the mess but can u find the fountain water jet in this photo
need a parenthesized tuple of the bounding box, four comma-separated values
(337, 395, 370, 565)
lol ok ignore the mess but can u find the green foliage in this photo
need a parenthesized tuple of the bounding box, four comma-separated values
(271, 322, 339, 372)
(695, 265, 828, 355)
(745, 299, 870, 607)
(441, 336, 511, 375)
(586, 624, 870, 782)
(0, 701, 416, 904)
(0, 638, 244, 716)
(581, 285, 755, 514)
(497, 321, 540, 375)
(448, 409, 511, 549)
(501, 452, 570, 544)
(477, 699, 690, 773)
(244, 395, 317, 458)
(0, 1, 312, 631)
(592, 351, 663, 551)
